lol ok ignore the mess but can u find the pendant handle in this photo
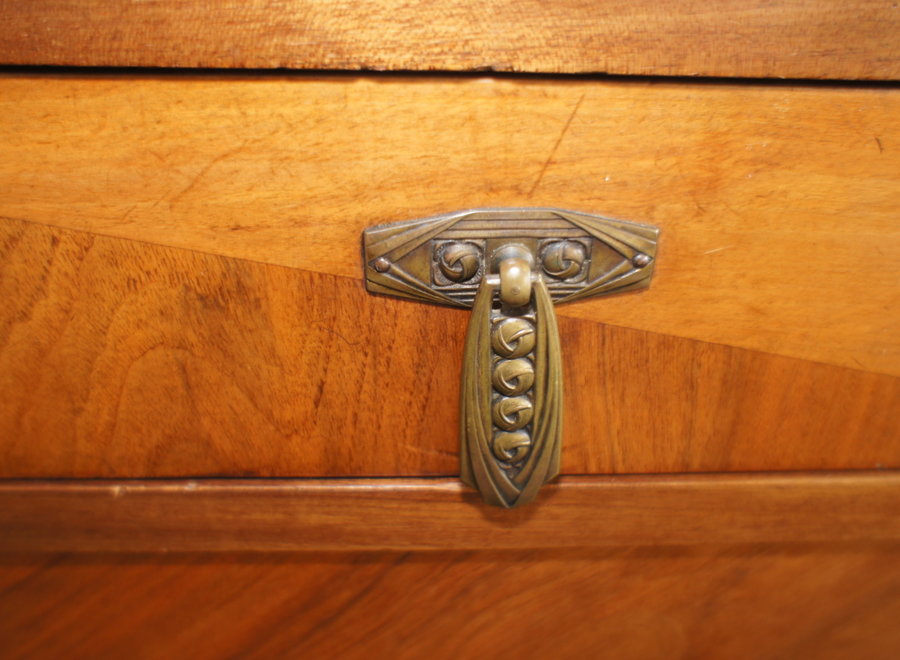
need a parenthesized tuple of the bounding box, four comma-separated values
(363, 208, 659, 508)
(459, 261, 562, 508)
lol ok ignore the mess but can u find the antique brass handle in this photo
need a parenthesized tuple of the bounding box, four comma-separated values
(363, 208, 659, 508)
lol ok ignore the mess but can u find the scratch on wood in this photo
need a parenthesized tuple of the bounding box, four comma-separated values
(169, 141, 248, 208)
(703, 245, 734, 255)
(118, 205, 137, 223)
(528, 93, 585, 197)
(314, 322, 360, 347)
(874, 137, 884, 154)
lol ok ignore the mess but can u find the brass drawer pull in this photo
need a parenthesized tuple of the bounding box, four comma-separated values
(363, 209, 659, 507)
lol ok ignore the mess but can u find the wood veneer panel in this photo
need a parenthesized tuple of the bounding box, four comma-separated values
(1, 474, 899, 552)
(0, 1, 898, 79)
(2, 218, 898, 478)
(1, 546, 899, 659)
(1, 75, 897, 373)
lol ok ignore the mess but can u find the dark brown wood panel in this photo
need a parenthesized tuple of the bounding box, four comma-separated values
(2, 474, 898, 552)
(2, 218, 898, 478)
(2, 75, 898, 373)
(0, 1, 898, 79)
(1, 545, 899, 659)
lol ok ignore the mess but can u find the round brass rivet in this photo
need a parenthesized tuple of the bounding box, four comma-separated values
(373, 257, 391, 272)
(632, 253, 652, 268)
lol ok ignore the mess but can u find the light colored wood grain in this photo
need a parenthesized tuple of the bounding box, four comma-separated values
(1, 75, 897, 374)
(1, 545, 899, 659)
(1, 473, 899, 552)
(0, 1, 898, 79)
(2, 217, 898, 478)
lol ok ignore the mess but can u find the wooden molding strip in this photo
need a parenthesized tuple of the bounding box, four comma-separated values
(0, 1, 898, 80)
(1, 472, 898, 552)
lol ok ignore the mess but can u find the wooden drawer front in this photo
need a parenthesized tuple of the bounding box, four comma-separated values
(1, 74, 898, 478)
(1, 4, 899, 656)
(1, 1, 898, 79)
(3, 545, 900, 659)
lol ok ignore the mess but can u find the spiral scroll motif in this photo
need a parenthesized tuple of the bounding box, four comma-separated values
(492, 431, 532, 463)
(492, 358, 534, 396)
(492, 396, 534, 430)
(541, 240, 586, 280)
(491, 318, 536, 358)
(438, 241, 481, 282)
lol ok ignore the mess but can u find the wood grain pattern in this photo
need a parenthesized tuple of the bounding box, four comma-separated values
(1, 545, 899, 659)
(2, 217, 898, 478)
(1, 75, 897, 374)
(1, 473, 899, 552)
(0, 1, 899, 79)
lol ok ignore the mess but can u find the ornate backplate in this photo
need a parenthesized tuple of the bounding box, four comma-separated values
(363, 207, 659, 308)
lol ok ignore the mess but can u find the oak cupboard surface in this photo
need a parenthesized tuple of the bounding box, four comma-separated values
(1, 2, 899, 658)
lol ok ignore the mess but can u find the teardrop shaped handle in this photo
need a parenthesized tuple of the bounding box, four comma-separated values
(459, 263, 562, 508)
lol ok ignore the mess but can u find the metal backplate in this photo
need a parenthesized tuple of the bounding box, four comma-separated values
(363, 208, 659, 308)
